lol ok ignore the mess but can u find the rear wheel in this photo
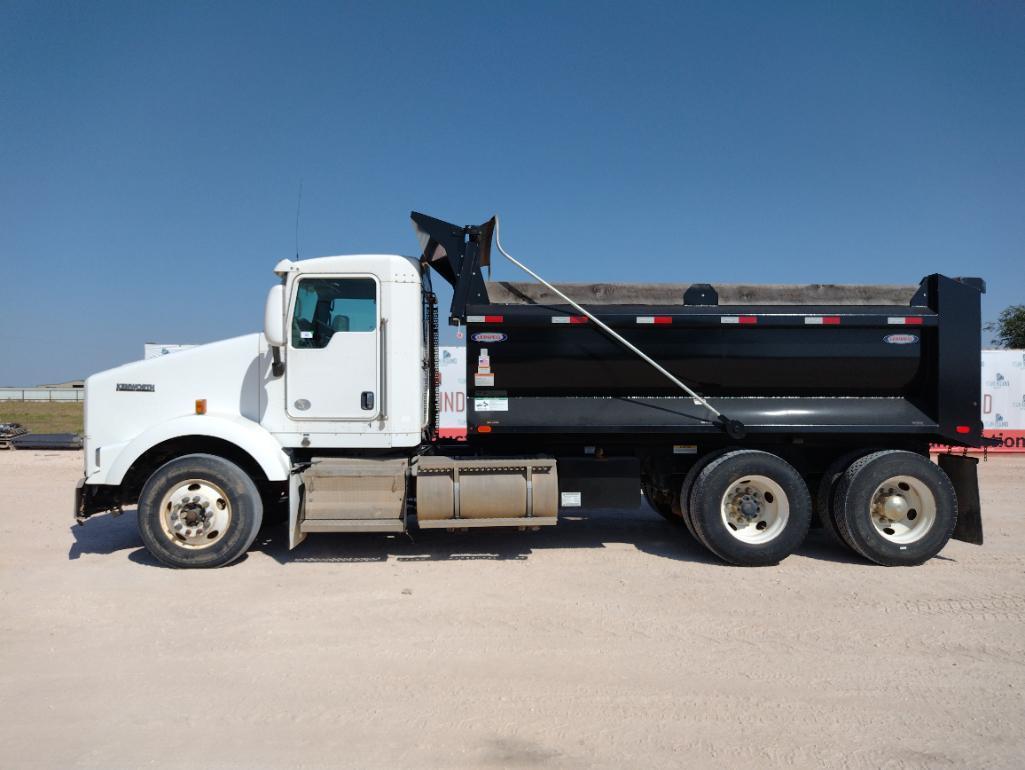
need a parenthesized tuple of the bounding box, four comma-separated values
(815, 448, 876, 547)
(831, 450, 957, 566)
(137, 453, 263, 568)
(688, 450, 812, 566)
(678, 449, 731, 541)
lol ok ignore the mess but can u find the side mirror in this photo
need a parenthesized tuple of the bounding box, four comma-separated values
(264, 284, 286, 347)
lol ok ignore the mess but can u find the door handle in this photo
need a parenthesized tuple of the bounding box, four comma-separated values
(361, 391, 375, 411)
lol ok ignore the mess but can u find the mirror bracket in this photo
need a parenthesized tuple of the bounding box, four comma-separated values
(271, 346, 285, 377)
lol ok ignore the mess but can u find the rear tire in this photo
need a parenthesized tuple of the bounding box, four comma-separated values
(815, 448, 875, 547)
(678, 449, 732, 542)
(688, 450, 812, 566)
(137, 453, 263, 568)
(831, 450, 957, 566)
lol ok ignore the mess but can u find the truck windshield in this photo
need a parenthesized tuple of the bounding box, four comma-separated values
(291, 277, 377, 348)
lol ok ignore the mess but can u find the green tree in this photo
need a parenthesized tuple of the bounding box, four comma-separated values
(985, 305, 1025, 349)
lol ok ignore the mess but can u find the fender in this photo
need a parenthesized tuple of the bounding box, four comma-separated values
(103, 414, 290, 485)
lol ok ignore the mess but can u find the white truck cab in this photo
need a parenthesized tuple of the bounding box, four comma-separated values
(261, 254, 426, 447)
(77, 252, 436, 567)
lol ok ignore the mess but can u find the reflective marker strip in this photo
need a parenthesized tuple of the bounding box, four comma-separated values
(552, 316, 588, 324)
(637, 316, 672, 324)
(467, 315, 504, 323)
(805, 316, 841, 325)
(888, 316, 924, 325)
(721, 316, 757, 324)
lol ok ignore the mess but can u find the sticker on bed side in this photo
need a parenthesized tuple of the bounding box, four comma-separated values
(561, 492, 582, 507)
(884, 334, 919, 345)
(474, 397, 508, 412)
(673, 445, 698, 454)
(474, 373, 495, 387)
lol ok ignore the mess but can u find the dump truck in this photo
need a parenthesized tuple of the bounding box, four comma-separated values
(75, 212, 992, 568)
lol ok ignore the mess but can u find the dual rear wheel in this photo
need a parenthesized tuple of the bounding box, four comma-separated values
(662, 448, 958, 567)
(682, 450, 812, 567)
(824, 450, 957, 566)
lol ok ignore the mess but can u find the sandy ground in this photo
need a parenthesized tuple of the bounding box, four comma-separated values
(1, 451, 1023, 770)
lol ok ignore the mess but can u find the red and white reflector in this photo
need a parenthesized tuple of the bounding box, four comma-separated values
(956, 425, 971, 434)
(552, 315, 588, 324)
(467, 315, 504, 324)
(721, 316, 758, 325)
(887, 316, 924, 326)
(636, 316, 672, 325)
(804, 316, 841, 325)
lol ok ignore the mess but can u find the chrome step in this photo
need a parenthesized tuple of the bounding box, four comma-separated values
(300, 519, 405, 534)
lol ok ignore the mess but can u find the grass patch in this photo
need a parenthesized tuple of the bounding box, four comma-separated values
(0, 402, 84, 434)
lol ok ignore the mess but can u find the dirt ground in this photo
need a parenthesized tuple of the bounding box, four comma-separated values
(1, 451, 1023, 769)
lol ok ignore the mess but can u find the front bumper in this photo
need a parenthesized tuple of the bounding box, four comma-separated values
(75, 478, 123, 524)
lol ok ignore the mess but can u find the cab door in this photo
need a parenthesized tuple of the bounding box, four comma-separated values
(285, 275, 380, 421)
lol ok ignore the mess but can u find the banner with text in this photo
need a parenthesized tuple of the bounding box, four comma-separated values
(978, 349, 1025, 452)
(437, 346, 467, 439)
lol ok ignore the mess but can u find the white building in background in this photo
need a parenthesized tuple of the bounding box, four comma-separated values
(143, 343, 196, 360)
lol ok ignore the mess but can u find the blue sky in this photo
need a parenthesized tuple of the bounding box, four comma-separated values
(2, 0, 1023, 384)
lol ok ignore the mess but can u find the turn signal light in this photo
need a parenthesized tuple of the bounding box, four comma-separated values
(195, 399, 207, 415)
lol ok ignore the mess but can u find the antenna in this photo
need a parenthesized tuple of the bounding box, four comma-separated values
(294, 179, 303, 260)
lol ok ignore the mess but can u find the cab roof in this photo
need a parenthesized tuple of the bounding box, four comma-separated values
(273, 254, 420, 283)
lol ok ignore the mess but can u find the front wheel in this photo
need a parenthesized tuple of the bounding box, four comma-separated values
(688, 450, 812, 566)
(137, 454, 263, 568)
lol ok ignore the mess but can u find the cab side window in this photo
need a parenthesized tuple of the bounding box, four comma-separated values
(291, 278, 377, 349)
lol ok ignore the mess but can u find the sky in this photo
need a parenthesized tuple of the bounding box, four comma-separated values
(1, 0, 1023, 385)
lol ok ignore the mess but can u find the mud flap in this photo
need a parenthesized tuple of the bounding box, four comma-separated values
(938, 454, 983, 546)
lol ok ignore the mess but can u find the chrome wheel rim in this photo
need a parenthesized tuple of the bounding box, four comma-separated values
(158, 479, 232, 549)
(720, 475, 790, 544)
(869, 475, 936, 544)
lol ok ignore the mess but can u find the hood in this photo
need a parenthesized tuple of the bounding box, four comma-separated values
(84, 334, 265, 452)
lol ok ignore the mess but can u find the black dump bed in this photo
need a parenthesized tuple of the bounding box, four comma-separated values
(412, 212, 989, 448)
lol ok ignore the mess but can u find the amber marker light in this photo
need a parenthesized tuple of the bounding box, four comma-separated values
(195, 399, 207, 415)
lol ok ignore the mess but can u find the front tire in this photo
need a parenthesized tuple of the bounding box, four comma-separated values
(831, 450, 957, 566)
(688, 450, 812, 566)
(137, 454, 263, 568)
